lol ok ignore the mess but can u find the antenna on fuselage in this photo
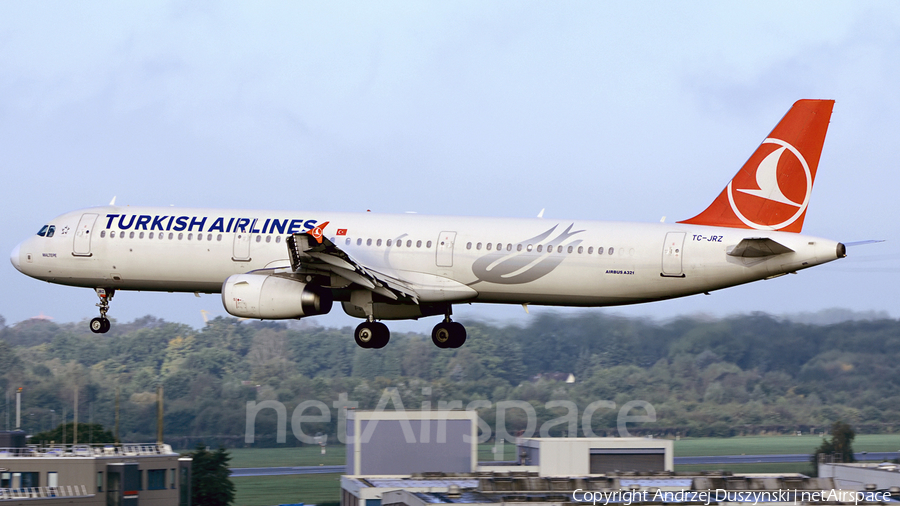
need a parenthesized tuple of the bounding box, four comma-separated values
(109, 196, 117, 206)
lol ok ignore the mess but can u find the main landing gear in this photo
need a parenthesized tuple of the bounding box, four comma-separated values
(353, 315, 467, 349)
(354, 320, 390, 349)
(89, 287, 114, 334)
(431, 317, 466, 349)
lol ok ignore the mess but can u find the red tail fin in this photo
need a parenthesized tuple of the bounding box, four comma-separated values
(678, 99, 834, 233)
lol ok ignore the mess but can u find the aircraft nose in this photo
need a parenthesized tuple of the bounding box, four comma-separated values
(10, 243, 21, 271)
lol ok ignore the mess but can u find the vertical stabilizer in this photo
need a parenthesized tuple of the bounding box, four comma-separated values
(679, 99, 834, 233)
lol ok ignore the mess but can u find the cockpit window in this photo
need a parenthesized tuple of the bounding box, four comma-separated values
(46, 226, 56, 238)
(37, 225, 48, 237)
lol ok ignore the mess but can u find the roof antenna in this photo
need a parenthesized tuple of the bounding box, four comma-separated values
(537, 209, 545, 218)
(109, 196, 117, 206)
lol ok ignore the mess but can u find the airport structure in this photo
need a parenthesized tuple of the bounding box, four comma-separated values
(819, 457, 900, 493)
(342, 411, 682, 506)
(0, 432, 190, 506)
(340, 411, 898, 506)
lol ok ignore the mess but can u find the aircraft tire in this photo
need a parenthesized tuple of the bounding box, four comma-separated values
(433, 322, 466, 348)
(90, 317, 105, 334)
(100, 318, 111, 333)
(447, 322, 466, 348)
(370, 322, 390, 349)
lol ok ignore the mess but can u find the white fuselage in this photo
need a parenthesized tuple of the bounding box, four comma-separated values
(11, 205, 844, 315)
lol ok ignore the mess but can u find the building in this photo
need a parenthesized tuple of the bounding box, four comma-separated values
(0, 441, 190, 506)
(513, 437, 674, 476)
(346, 410, 479, 475)
(819, 458, 900, 493)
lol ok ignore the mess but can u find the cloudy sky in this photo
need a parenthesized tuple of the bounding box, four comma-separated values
(2, 2, 898, 331)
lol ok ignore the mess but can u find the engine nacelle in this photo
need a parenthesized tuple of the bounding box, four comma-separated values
(222, 274, 333, 319)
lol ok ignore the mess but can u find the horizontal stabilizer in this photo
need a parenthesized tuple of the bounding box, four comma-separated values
(727, 238, 795, 258)
(843, 239, 885, 247)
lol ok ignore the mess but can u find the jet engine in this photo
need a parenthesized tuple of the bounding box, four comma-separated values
(222, 274, 333, 319)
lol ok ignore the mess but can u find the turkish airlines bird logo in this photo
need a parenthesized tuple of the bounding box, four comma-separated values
(727, 138, 812, 230)
(307, 221, 330, 244)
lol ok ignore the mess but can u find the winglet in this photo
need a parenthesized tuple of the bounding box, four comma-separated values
(679, 99, 834, 233)
(307, 221, 330, 244)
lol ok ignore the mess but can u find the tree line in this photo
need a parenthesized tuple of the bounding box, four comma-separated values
(1, 311, 898, 446)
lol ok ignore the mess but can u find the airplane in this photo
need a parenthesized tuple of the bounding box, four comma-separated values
(11, 99, 846, 349)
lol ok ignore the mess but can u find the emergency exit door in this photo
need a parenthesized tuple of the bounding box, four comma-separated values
(436, 231, 456, 267)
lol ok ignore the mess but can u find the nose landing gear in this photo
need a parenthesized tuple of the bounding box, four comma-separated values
(89, 288, 114, 334)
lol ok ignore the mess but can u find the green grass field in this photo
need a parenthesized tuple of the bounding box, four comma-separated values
(233, 473, 341, 506)
(229, 445, 345, 468)
(673, 434, 900, 457)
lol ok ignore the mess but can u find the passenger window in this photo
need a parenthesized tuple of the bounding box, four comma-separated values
(357, 238, 362, 246)
(197, 234, 202, 241)
(386, 239, 392, 247)
(486, 243, 492, 251)
(496, 243, 502, 251)
(416, 240, 422, 248)
(47, 226, 56, 237)
(588, 246, 593, 254)
(149, 232, 154, 239)
(598, 246, 604, 255)
(266, 236, 272, 243)
(608, 247, 614, 255)
(427, 241, 432, 248)
(577, 246, 583, 254)
(168, 233, 174, 240)
(466, 242, 472, 250)
(178, 233, 184, 240)
(255, 235, 261, 242)
(110, 231, 116, 239)
(219, 234, 224, 241)
(526, 244, 533, 252)
(131, 232, 135, 239)
(100, 231, 106, 238)
(37, 225, 48, 237)
(558, 245, 563, 253)
(188, 233, 193, 240)
(377, 239, 382, 247)
(567, 246, 573, 253)
(139, 232, 145, 239)
(537, 245, 543, 252)
(406, 240, 412, 247)
(476, 242, 482, 250)
(517, 244, 522, 252)
(345, 238, 350, 245)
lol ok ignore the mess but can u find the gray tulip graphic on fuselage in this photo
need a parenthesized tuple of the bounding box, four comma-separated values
(470, 224, 584, 285)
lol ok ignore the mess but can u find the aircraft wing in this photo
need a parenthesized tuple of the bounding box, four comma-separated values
(727, 237, 795, 258)
(286, 233, 420, 303)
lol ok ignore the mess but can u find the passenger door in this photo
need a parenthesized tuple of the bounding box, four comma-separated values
(73, 213, 98, 257)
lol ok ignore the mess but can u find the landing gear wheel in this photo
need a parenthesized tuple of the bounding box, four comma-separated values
(432, 321, 466, 348)
(355, 321, 390, 349)
(91, 287, 115, 334)
(90, 317, 110, 334)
